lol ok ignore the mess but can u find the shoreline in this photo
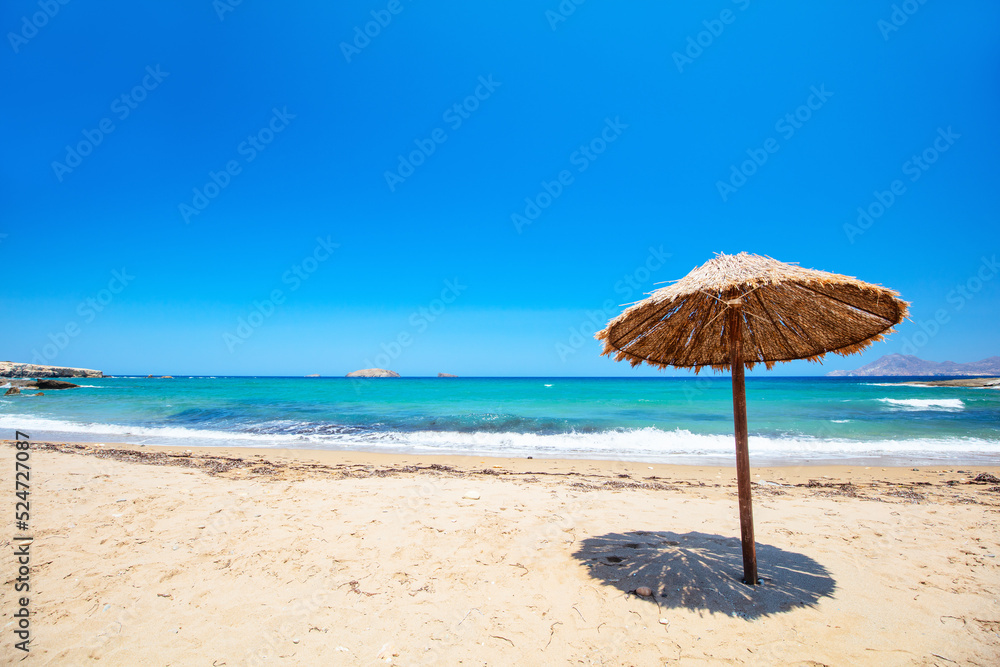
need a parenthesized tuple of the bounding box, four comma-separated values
(10, 439, 1000, 483)
(9, 433, 1000, 469)
(5, 375, 997, 469)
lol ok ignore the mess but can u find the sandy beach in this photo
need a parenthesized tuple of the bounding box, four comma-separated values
(3, 441, 999, 665)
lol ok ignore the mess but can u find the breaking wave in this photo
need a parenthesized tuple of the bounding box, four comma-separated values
(876, 398, 965, 411)
(2, 414, 995, 465)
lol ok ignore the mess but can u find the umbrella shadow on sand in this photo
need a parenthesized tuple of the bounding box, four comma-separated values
(573, 531, 835, 619)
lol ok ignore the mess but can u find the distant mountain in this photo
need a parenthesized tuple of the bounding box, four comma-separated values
(827, 354, 1000, 377)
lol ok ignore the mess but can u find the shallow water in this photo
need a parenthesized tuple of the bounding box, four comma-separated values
(1, 376, 997, 465)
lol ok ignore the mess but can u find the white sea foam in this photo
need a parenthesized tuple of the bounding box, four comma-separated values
(0, 415, 301, 445)
(2, 415, 995, 464)
(876, 398, 965, 411)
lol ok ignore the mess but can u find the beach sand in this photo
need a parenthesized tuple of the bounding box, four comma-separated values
(2, 441, 999, 665)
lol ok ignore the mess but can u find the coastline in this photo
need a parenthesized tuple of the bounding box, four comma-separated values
(13, 439, 1000, 480)
(3, 440, 998, 664)
(5, 374, 998, 468)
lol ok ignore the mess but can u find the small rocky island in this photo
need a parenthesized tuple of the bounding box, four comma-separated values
(346, 368, 400, 378)
(438, 373, 457, 377)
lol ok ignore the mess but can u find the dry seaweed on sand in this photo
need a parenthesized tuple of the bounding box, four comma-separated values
(802, 480, 864, 498)
(883, 488, 926, 502)
(22, 441, 259, 475)
(971, 472, 1000, 484)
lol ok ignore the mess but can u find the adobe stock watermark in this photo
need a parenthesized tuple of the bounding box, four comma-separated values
(340, 0, 412, 63)
(672, 0, 752, 73)
(716, 84, 833, 202)
(223, 236, 338, 352)
(545, 0, 586, 31)
(29, 268, 134, 365)
(556, 245, 670, 361)
(384, 75, 501, 192)
(7, 0, 72, 54)
(877, 0, 930, 41)
(179, 107, 295, 223)
(362, 279, 466, 370)
(243, 588, 333, 666)
(843, 126, 959, 244)
(212, 0, 244, 21)
(511, 116, 628, 233)
(898, 255, 997, 355)
(51, 65, 169, 182)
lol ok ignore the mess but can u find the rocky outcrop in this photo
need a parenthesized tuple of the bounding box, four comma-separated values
(346, 368, 400, 378)
(0, 361, 102, 378)
(305, 374, 320, 378)
(438, 373, 457, 378)
(828, 354, 1000, 377)
(3, 378, 79, 392)
(35, 379, 80, 390)
(897, 377, 1000, 388)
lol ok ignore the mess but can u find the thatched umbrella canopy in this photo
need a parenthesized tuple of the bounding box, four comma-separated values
(595, 252, 908, 585)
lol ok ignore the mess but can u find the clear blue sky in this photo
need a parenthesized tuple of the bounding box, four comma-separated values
(3, 1, 998, 376)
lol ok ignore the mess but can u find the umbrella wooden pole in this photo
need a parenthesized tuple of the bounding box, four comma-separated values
(728, 305, 758, 585)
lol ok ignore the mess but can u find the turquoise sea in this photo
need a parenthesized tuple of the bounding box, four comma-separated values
(1, 376, 997, 465)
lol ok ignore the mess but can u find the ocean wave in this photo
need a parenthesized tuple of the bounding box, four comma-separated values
(0, 415, 312, 447)
(360, 428, 998, 458)
(876, 398, 964, 411)
(1, 415, 996, 463)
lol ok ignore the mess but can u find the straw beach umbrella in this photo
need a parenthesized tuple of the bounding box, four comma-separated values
(595, 252, 908, 585)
